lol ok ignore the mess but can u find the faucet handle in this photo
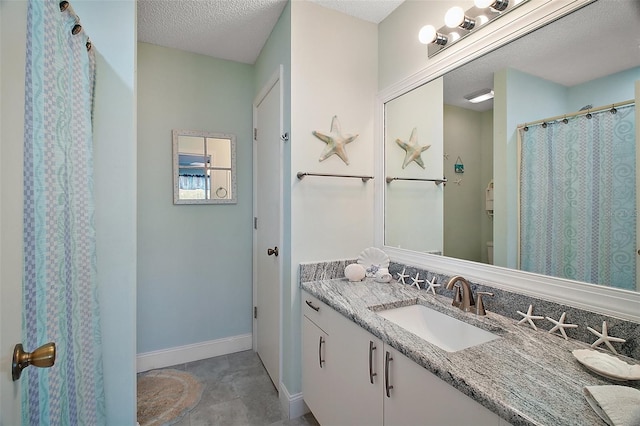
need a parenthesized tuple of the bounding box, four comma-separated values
(475, 291, 494, 316)
(452, 284, 462, 308)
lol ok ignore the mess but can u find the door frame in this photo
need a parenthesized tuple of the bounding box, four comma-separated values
(252, 65, 284, 390)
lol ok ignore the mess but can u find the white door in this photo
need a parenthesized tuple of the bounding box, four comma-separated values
(253, 68, 283, 389)
(636, 81, 640, 291)
(1, 0, 27, 422)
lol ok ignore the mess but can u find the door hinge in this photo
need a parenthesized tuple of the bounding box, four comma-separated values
(254, 306, 257, 319)
(254, 128, 257, 140)
(254, 217, 258, 229)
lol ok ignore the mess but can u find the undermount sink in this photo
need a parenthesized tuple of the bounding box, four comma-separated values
(376, 303, 500, 352)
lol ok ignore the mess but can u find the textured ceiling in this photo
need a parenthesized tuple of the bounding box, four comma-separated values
(444, 0, 640, 112)
(137, 0, 288, 64)
(137, 0, 404, 64)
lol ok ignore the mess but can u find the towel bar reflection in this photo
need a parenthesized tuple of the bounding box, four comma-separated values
(297, 172, 373, 182)
(386, 177, 447, 185)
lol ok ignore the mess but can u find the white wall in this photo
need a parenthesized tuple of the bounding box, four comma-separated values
(137, 43, 254, 354)
(289, 1, 378, 394)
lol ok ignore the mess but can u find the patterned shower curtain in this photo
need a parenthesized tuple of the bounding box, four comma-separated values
(22, 0, 105, 424)
(519, 104, 636, 290)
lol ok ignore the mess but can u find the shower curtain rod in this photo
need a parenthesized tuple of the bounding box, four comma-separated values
(517, 99, 634, 129)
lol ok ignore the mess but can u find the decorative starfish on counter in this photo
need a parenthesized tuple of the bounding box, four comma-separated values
(587, 321, 626, 354)
(425, 276, 440, 295)
(397, 268, 409, 285)
(312, 115, 358, 165)
(517, 305, 544, 330)
(396, 127, 431, 169)
(546, 312, 578, 340)
(410, 273, 423, 289)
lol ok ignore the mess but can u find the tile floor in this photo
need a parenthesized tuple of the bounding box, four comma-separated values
(163, 350, 319, 426)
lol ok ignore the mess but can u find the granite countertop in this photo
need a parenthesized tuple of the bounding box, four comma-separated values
(300, 277, 640, 426)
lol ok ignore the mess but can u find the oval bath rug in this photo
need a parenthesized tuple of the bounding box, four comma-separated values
(137, 369, 203, 426)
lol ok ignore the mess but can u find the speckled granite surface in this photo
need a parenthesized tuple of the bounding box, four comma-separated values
(300, 260, 640, 359)
(300, 262, 640, 426)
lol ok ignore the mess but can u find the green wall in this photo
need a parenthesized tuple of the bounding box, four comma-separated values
(137, 43, 254, 353)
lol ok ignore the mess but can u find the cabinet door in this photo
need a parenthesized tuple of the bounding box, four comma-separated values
(383, 348, 502, 426)
(302, 317, 335, 426)
(331, 314, 384, 426)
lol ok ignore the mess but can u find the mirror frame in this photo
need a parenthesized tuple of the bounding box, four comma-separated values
(374, 0, 640, 323)
(172, 129, 238, 205)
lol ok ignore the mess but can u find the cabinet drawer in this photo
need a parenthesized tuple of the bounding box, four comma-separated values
(302, 291, 337, 333)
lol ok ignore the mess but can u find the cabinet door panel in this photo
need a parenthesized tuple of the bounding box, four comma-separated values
(331, 315, 384, 426)
(383, 348, 501, 426)
(302, 317, 335, 426)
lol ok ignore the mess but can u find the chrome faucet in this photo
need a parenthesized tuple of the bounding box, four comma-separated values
(445, 275, 475, 312)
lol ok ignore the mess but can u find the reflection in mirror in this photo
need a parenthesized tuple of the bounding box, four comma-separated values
(385, 79, 444, 253)
(173, 129, 237, 204)
(383, 0, 640, 291)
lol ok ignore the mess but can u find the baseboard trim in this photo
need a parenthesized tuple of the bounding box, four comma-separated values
(136, 333, 252, 373)
(280, 383, 309, 420)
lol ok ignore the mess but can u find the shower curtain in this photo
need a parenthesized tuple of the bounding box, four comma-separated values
(519, 104, 636, 290)
(22, 0, 105, 424)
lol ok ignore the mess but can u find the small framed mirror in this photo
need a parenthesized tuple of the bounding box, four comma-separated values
(173, 129, 237, 204)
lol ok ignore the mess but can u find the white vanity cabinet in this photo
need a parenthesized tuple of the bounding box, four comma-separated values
(302, 317, 334, 425)
(302, 292, 383, 425)
(302, 290, 509, 426)
(383, 346, 505, 426)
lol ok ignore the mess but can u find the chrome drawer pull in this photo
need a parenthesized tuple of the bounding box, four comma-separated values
(369, 341, 377, 384)
(305, 300, 320, 312)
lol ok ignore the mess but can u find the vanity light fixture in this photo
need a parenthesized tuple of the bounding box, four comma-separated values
(418, 25, 448, 46)
(445, 6, 476, 30)
(464, 88, 494, 103)
(419, 0, 527, 58)
(474, 0, 509, 12)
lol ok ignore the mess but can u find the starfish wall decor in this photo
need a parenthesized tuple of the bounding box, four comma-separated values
(396, 127, 431, 169)
(312, 115, 359, 165)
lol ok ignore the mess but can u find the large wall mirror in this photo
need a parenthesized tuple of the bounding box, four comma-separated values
(173, 129, 237, 205)
(380, 0, 640, 318)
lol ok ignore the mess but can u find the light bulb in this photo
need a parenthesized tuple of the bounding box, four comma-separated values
(418, 25, 437, 44)
(474, 0, 494, 8)
(444, 6, 465, 28)
(476, 0, 509, 11)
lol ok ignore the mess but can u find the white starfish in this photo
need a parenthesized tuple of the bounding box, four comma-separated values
(397, 268, 409, 285)
(546, 312, 578, 340)
(410, 273, 423, 289)
(396, 127, 431, 169)
(517, 305, 544, 330)
(425, 276, 440, 295)
(587, 321, 626, 354)
(312, 115, 358, 165)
